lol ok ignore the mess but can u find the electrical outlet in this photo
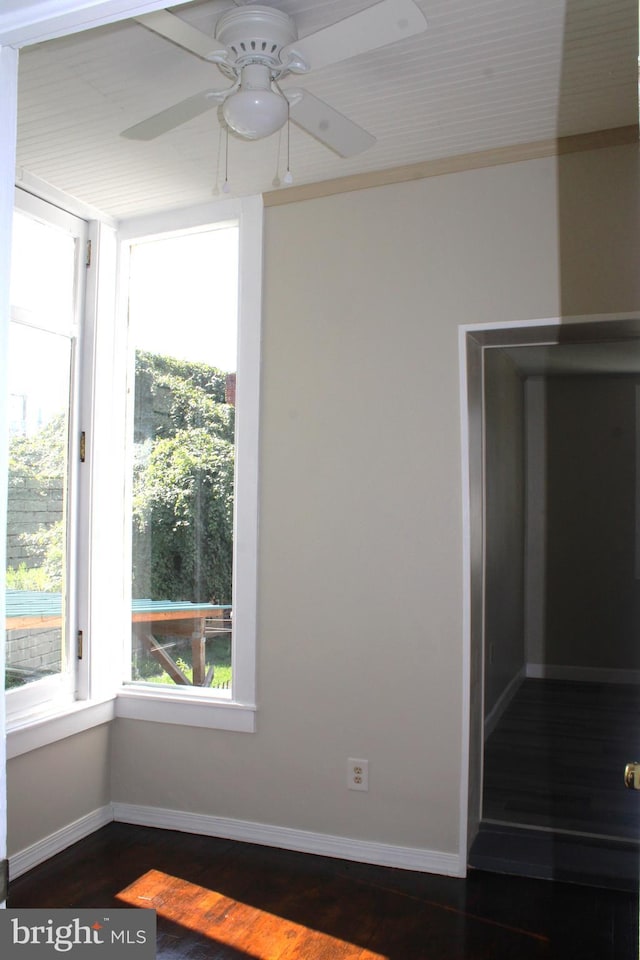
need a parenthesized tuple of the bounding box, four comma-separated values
(348, 757, 369, 791)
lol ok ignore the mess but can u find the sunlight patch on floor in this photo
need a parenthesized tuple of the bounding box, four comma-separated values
(117, 868, 388, 959)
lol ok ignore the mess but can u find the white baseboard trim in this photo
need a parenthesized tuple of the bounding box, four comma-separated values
(112, 803, 465, 878)
(9, 803, 464, 883)
(484, 667, 525, 740)
(9, 805, 113, 880)
(526, 663, 640, 684)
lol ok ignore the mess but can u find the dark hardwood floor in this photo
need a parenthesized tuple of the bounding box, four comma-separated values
(472, 678, 640, 891)
(483, 679, 640, 839)
(8, 822, 639, 959)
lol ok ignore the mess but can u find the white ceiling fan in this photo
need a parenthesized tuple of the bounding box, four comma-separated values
(121, 0, 427, 158)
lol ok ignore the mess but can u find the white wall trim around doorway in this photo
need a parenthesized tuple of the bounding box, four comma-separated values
(458, 311, 640, 865)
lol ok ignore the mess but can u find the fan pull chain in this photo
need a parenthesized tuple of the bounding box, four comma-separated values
(283, 113, 293, 186)
(274, 80, 293, 186)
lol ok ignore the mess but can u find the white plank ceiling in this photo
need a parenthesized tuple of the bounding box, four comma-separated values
(15, 0, 639, 219)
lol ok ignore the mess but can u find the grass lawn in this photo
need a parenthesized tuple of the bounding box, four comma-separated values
(134, 634, 232, 689)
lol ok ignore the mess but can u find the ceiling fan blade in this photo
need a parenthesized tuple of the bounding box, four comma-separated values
(281, 0, 427, 73)
(135, 9, 229, 62)
(288, 89, 376, 158)
(121, 89, 228, 141)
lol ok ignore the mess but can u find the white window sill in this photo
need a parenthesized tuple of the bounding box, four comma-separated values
(115, 686, 256, 732)
(7, 689, 256, 758)
(7, 696, 117, 759)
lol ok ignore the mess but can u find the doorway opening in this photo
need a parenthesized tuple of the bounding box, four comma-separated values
(463, 315, 640, 890)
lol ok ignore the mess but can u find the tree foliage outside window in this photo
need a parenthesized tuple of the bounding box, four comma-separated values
(131, 350, 235, 605)
(7, 353, 235, 605)
(7, 412, 66, 592)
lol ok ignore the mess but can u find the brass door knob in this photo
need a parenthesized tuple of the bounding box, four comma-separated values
(624, 762, 640, 789)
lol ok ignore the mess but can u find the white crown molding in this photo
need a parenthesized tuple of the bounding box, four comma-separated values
(263, 125, 638, 208)
(16, 170, 117, 227)
(0, 0, 193, 48)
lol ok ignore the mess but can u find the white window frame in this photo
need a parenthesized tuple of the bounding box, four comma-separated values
(113, 196, 262, 733)
(5, 188, 89, 727)
(6, 190, 262, 754)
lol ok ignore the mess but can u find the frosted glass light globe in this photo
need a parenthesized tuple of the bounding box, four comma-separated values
(223, 64, 288, 140)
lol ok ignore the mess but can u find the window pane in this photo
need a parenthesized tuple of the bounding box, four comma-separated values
(6, 323, 71, 689)
(5, 203, 78, 695)
(10, 211, 77, 332)
(128, 225, 238, 693)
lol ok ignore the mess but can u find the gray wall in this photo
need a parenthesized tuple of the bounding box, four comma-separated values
(537, 375, 640, 670)
(8, 725, 111, 856)
(8, 142, 640, 864)
(483, 350, 526, 716)
(524, 378, 547, 663)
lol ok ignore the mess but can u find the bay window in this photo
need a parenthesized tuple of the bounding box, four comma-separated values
(6, 191, 262, 745)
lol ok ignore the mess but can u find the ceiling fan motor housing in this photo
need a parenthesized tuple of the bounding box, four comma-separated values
(215, 6, 298, 78)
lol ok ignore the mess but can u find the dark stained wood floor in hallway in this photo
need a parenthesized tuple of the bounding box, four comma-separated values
(469, 678, 640, 891)
(8, 822, 639, 959)
(483, 679, 640, 839)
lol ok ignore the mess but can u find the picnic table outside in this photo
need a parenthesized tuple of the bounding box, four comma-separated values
(5, 590, 231, 687)
(132, 598, 231, 686)
(5, 589, 62, 630)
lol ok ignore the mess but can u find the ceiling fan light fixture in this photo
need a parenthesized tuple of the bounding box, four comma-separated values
(222, 63, 288, 140)
(223, 88, 288, 139)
